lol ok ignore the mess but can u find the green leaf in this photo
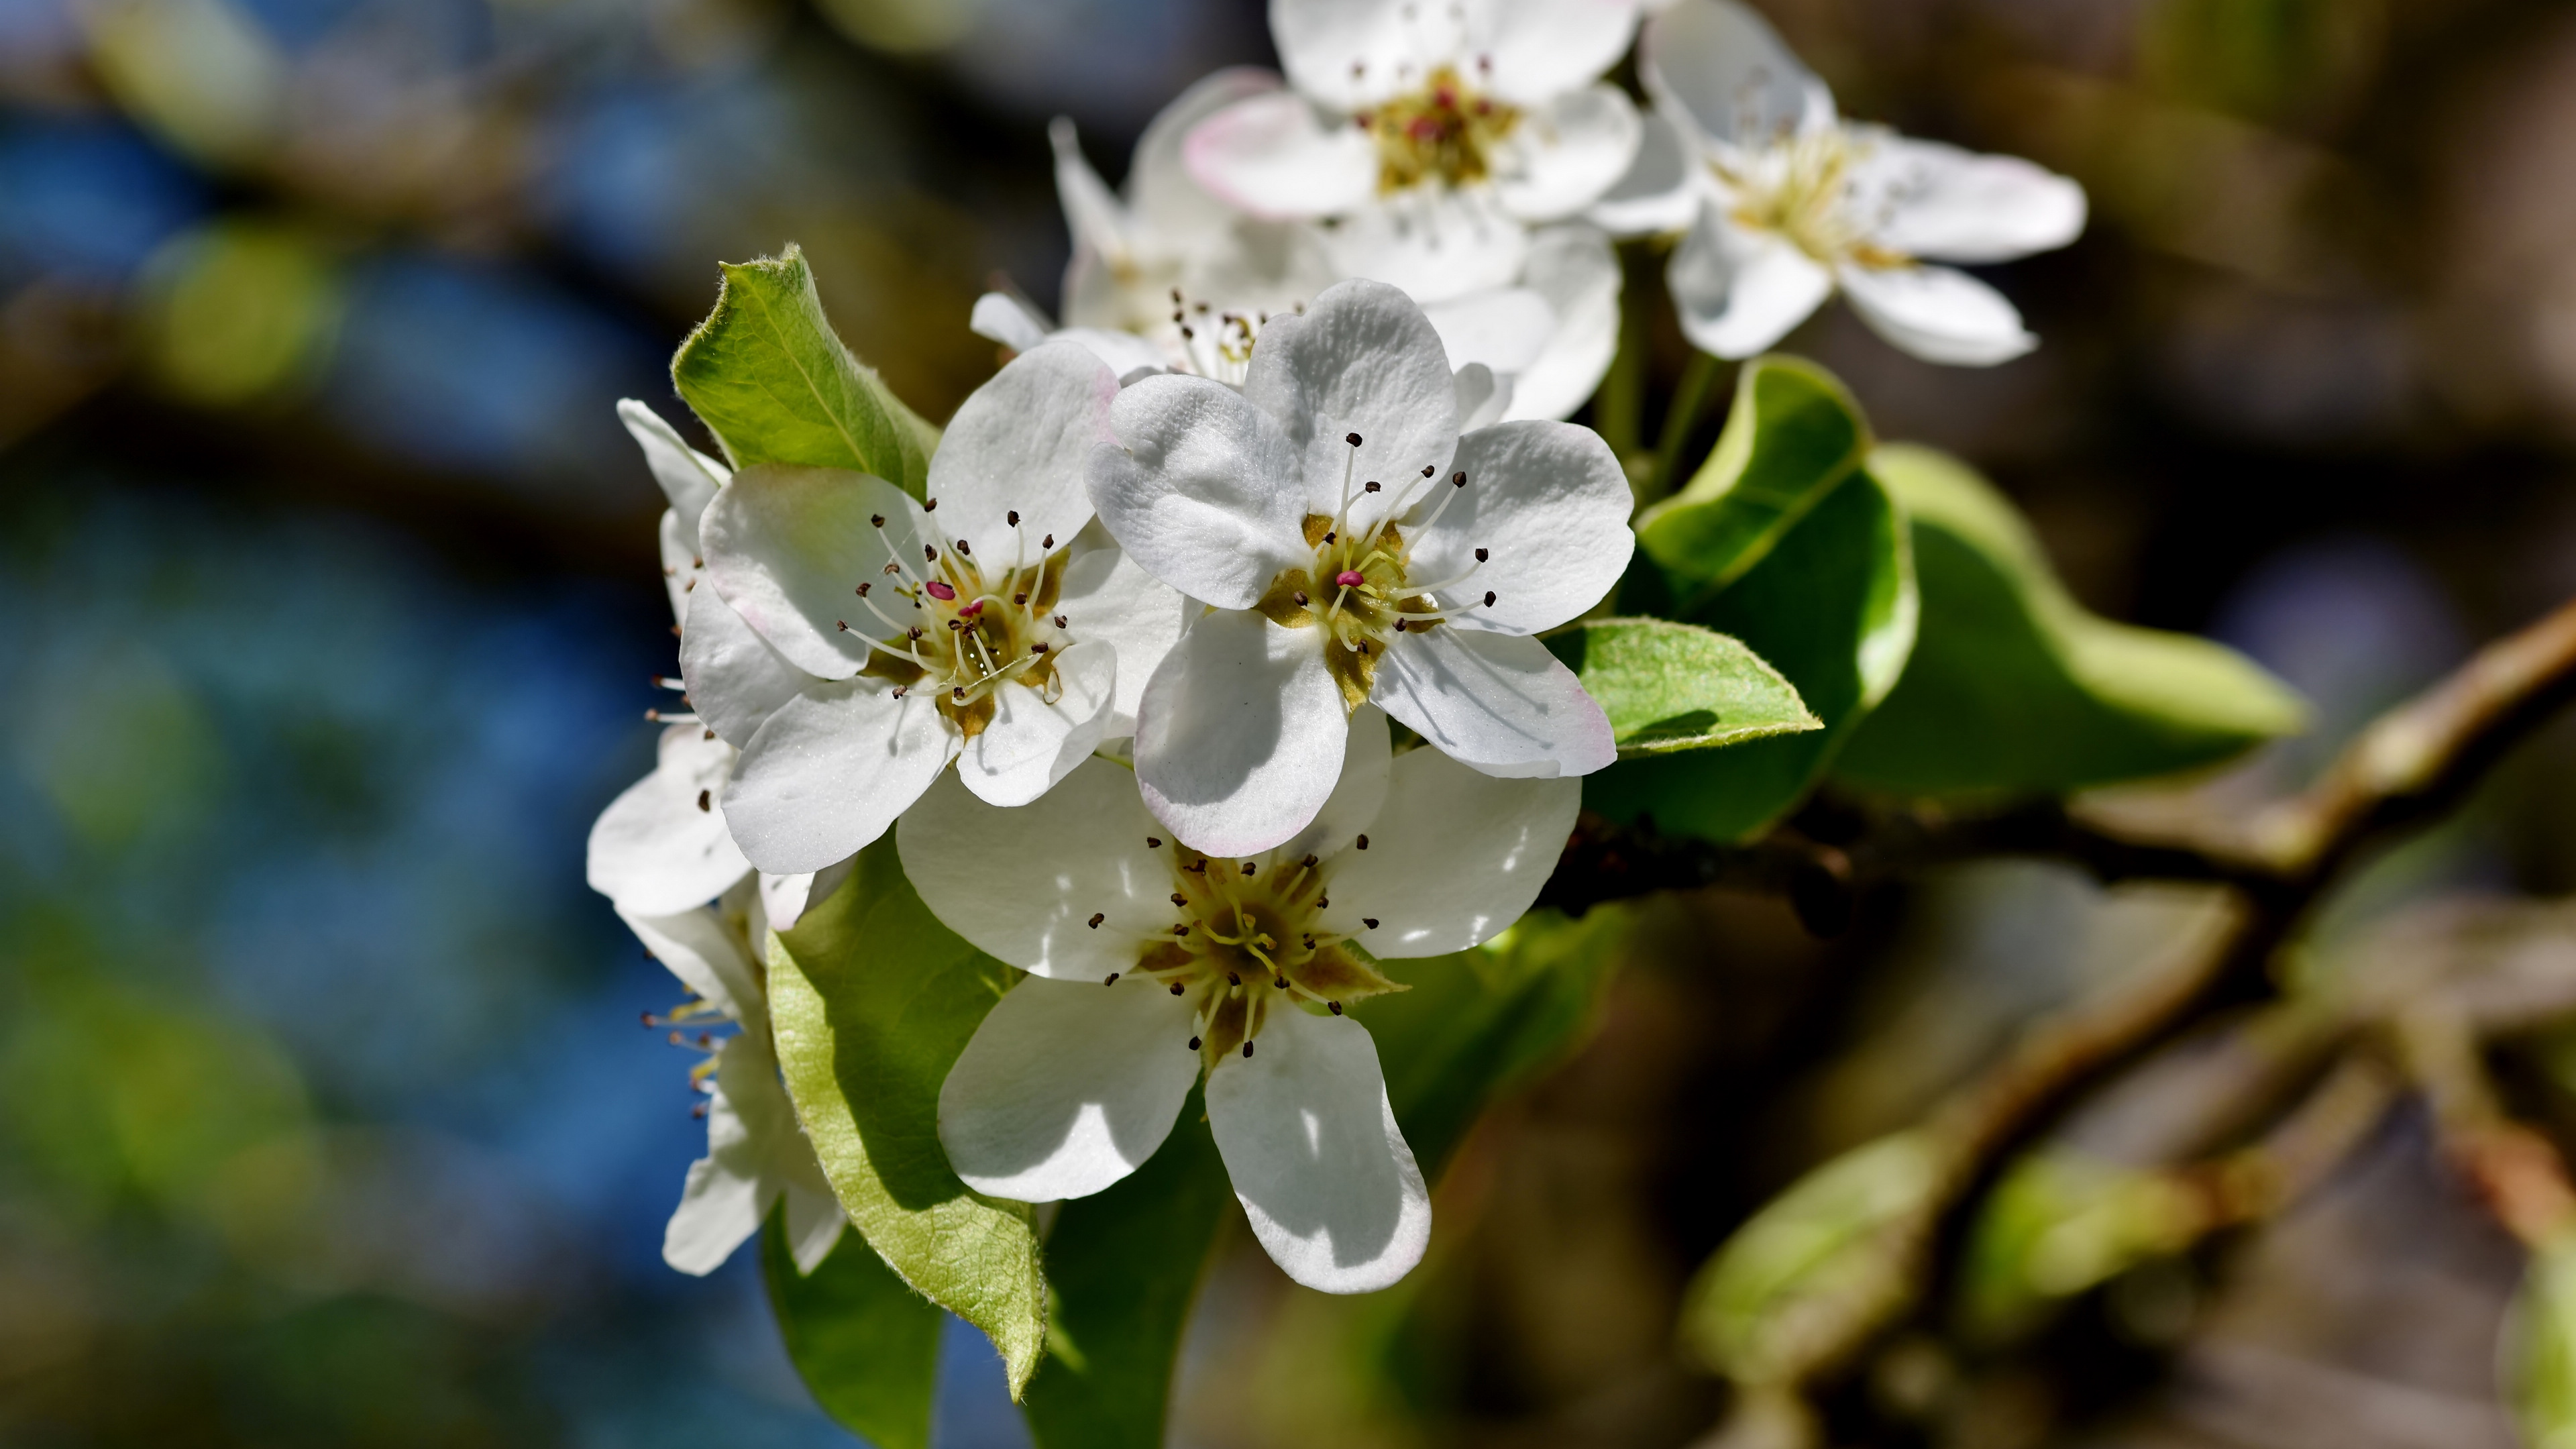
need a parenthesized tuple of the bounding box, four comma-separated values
(672, 242, 939, 496)
(1955, 1151, 2207, 1346)
(1021, 1090, 1233, 1449)
(1544, 617, 1819, 757)
(769, 839, 1048, 1396)
(1831, 445, 2306, 796)
(1678, 1131, 1938, 1387)
(761, 1209, 943, 1449)
(1635, 355, 1870, 597)
(1590, 459, 1917, 842)
(2507, 1230, 2576, 1449)
(1358, 908, 1628, 1180)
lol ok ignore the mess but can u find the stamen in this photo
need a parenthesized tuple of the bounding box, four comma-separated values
(1188, 1036, 1201, 1051)
(1330, 1000, 1344, 1014)
(1007, 510, 1020, 526)
(923, 497, 938, 512)
(1087, 912, 1104, 928)
(1242, 1041, 1254, 1059)
(1103, 972, 1118, 985)
(1356, 834, 1370, 850)
(1363, 918, 1379, 928)
(696, 790, 712, 812)
(1146, 837, 1162, 848)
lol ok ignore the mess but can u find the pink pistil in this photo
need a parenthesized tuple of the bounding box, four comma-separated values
(958, 599, 985, 619)
(923, 580, 957, 601)
(1335, 570, 1365, 588)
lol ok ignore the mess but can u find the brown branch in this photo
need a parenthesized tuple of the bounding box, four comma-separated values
(1705, 593, 2576, 1394)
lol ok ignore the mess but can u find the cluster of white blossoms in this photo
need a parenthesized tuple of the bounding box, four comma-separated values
(588, 0, 2086, 1294)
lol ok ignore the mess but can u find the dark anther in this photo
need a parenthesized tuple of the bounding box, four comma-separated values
(870, 513, 885, 528)
(1395, 619, 1409, 631)
(1273, 975, 1287, 989)
(948, 619, 964, 631)
(1146, 837, 1163, 848)
(1042, 534, 1055, 548)
(1087, 912, 1105, 928)
(1329, 1000, 1344, 1015)
(1421, 465, 1436, 478)
(1170, 983, 1185, 996)
(924, 545, 938, 562)
(1007, 510, 1020, 526)
(1171, 892, 1187, 906)
(1346, 431, 1362, 446)
(1032, 643, 1049, 654)
(1180, 325, 1194, 339)
(1293, 590, 1310, 606)
(1363, 918, 1380, 929)
(1356, 834, 1370, 850)
(1227, 971, 1240, 985)
(1173, 923, 1191, 936)
(1474, 547, 1489, 561)
(1324, 531, 1337, 544)
(1188, 1035, 1202, 1051)
(1241, 861, 1256, 876)
(1484, 590, 1497, 606)
(696, 790, 712, 812)
(908, 627, 924, 639)
(1054, 614, 1068, 627)
(1364, 481, 1381, 493)
(923, 498, 938, 512)
(892, 686, 908, 698)
(857, 582, 872, 596)
(952, 686, 967, 700)
(1317, 896, 1328, 908)
(955, 539, 971, 556)
(1171, 286, 1183, 302)
(1452, 472, 1466, 486)
(1104, 972, 1119, 985)
(1302, 854, 1318, 867)
(837, 620, 850, 631)
(1242, 1041, 1254, 1059)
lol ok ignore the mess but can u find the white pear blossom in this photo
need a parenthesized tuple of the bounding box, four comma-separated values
(1596, 0, 2086, 364)
(900, 708, 1578, 1293)
(625, 877, 847, 1277)
(694, 343, 1188, 875)
(1090, 278, 1629, 856)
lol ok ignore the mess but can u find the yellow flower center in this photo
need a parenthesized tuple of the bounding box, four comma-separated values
(1719, 129, 1911, 269)
(843, 506, 1069, 737)
(1359, 65, 1521, 195)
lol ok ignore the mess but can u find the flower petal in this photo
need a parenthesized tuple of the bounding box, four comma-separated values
(1134, 609, 1350, 857)
(970, 291, 1055, 353)
(586, 724, 749, 916)
(619, 399, 728, 553)
(1316, 748, 1578, 955)
(1453, 361, 1515, 432)
(1184, 91, 1379, 221)
(1057, 545, 1189, 738)
(1667, 208, 1834, 358)
(680, 585, 813, 749)
(1860, 135, 2086, 264)
(1422, 288, 1556, 377)
(959, 639, 1117, 807)
(1206, 1006, 1430, 1294)
(1588, 105, 1705, 236)
(1240, 278, 1462, 529)
(1642, 0, 1835, 150)
(1466, 0, 1640, 106)
(1130, 66, 1287, 247)
(759, 853, 855, 934)
(928, 343, 1117, 566)
(723, 680, 958, 873)
(1049, 115, 1132, 263)
(1271, 0, 1448, 109)
(1317, 193, 1531, 305)
(1403, 418, 1633, 635)
(782, 1182, 847, 1276)
(1837, 262, 2035, 366)
(659, 508, 698, 625)
(1095, 374, 1311, 610)
(621, 899, 765, 1026)
(701, 464, 918, 680)
(1053, 327, 1174, 380)
(663, 1033, 788, 1275)
(899, 759, 1176, 981)
(1491, 83, 1642, 221)
(1371, 627, 1616, 777)
(939, 974, 1203, 1202)
(1278, 702, 1393, 864)
(1503, 222, 1622, 421)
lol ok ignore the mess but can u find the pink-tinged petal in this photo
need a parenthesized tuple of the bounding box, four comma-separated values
(1402, 417, 1632, 635)
(1271, 0, 1451, 109)
(1129, 67, 1288, 248)
(1315, 747, 1578, 955)
(1095, 374, 1311, 610)
(722, 679, 957, 874)
(700, 464, 918, 680)
(1858, 135, 2086, 264)
(1184, 91, 1378, 221)
(1206, 1006, 1430, 1293)
(1371, 627, 1616, 777)
(958, 639, 1116, 807)
(1490, 83, 1642, 221)
(1134, 610, 1350, 857)
(898, 759, 1176, 982)
(938, 974, 1203, 1201)
(928, 342, 1116, 566)
(1837, 262, 2035, 366)
(680, 586, 812, 749)
(1239, 278, 1462, 529)
(1667, 207, 1834, 358)
(586, 724, 749, 916)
